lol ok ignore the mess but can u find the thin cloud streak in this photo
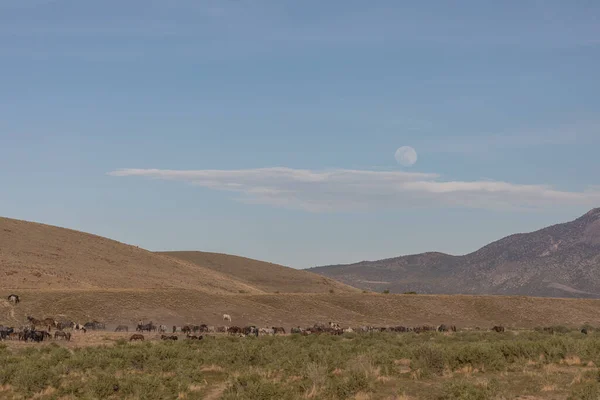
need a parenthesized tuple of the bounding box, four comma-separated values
(109, 167, 600, 212)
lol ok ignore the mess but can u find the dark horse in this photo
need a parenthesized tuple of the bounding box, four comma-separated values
(54, 331, 71, 341)
(136, 322, 156, 332)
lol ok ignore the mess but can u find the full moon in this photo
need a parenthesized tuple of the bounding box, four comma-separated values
(394, 146, 418, 166)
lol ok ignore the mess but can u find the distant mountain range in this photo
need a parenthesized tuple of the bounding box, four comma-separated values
(309, 208, 600, 298)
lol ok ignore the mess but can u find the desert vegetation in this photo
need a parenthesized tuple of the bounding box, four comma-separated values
(2, 329, 600, 399)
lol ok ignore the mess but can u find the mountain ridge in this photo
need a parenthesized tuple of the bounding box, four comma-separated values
(310, 208, 600, 298)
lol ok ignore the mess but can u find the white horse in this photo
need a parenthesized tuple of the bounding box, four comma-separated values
(223, 314, 232, 322)
(259, 328, 274, 336)
(7, 294, 19, 304)
(72, 322, 86, 333)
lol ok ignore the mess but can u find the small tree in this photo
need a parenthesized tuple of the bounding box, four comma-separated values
(329, 289, 335, 294)
(383, 289, 390, 294)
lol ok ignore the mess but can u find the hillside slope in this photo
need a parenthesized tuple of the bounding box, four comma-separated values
(311, 208, 600, 298)
(160, 251, 359, 294)
(4, 290, 600, 329)
(0, 217, 261, 293)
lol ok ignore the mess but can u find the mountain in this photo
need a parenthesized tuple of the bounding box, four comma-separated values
(0, 216, 356, 294)
(310, 208, 600, 298)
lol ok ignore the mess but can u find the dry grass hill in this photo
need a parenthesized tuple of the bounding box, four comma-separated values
(4, 215, 600, 330)
(4, 290, 600, 331)
(159, 251, 352, 294)
(0, 216, 353, 294)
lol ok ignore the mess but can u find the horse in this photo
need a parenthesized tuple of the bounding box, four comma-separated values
(158, 325, 168, 333)
(0, 326, 14, 341)
(54, 331, 71, 341)
(115, 325, 129, 332)
(223, 314, 232, 322)
(42, 318, 57, 331)
(129, 334, 145, 341)
(181, 325, 192, 334)
(227, 326, 242, 335)
(7, 294, 20, 304)
(26, 316, 42, 327)
(24, 329, 50, 342)
(136, 322, 156, 332)
(242, 326, 259, 337)
(84, 321, 105, 330)
(272, 327, 286, 335)
(72, 322, 87, 332)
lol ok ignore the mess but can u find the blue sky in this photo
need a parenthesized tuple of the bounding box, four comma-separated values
(1, 0, 599, 268)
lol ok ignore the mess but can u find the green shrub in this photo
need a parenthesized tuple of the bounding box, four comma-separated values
(12, 360, 60, 396)
(439, 378, 499, 400)
(383, 289, 390, 294)
(1, 329, 599, 399)
(568, 381, 600, 400)
(412, 344, 446, 376)
(222, 372, 295, 400)
(87, 373, 119, 398)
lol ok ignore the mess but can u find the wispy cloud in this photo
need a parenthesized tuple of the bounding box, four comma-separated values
(109, 167, 600, 212)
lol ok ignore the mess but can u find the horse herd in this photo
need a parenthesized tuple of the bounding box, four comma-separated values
(127, 321, 287, 341)
(0, 319, 470, 344)
(123, 322, 511, 341)
(2, 295, 587, 344)
(1, 296, 511, 343)
(128, 322, 463, 341)
(0, 325, 74, 343)
(0, 316, 107, 343)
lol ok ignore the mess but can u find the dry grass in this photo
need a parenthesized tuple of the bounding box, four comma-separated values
(161, 251, 358, 294)
(0, 217, 258, 293)
(561, 355, 582, 366)
(0, 217, 356, 295)
(5, 289, 600, 330)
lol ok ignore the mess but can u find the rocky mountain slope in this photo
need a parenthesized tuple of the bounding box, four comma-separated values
(310, 208, 600, 298)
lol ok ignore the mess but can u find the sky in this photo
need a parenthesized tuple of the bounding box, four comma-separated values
(1, 0, 599, 268)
